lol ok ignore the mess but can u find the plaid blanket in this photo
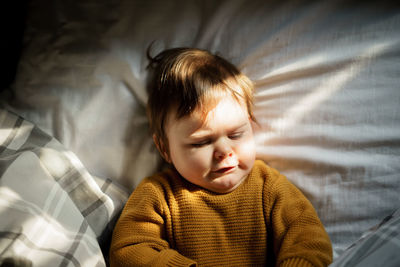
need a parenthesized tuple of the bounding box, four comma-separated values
(0, 109, 128, 266)
(331, 208, 400, 267)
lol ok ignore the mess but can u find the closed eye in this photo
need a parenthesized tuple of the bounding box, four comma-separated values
(228, 132, 244, 140)
(190, 140, 211, 148)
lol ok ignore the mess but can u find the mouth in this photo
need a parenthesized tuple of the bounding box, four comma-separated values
(214, 166, 236, 174)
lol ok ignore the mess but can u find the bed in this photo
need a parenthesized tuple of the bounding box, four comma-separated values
(1, 0, 399, 266)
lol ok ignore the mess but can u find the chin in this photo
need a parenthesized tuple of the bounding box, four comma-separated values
(209, 175, 245, 194)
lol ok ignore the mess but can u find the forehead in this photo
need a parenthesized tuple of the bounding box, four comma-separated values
(166, 95, 249, 137)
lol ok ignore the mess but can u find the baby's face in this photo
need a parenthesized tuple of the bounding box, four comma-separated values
(165, 95, 256, 193)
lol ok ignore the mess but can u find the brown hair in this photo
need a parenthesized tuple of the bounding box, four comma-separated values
(146, 47, 255, 158)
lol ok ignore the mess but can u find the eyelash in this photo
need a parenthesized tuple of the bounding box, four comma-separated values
(190, 132, 244, 148)
(229, 132, 244, 140)
(191, 140, 211, 148)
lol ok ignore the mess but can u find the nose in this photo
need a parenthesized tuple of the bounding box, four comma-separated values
(214, 140, 233, 161)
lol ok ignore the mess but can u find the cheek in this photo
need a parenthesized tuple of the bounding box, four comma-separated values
(184, 148, 212, 168)
(236, 135, 256, 165)
(170, 146, 212, 173)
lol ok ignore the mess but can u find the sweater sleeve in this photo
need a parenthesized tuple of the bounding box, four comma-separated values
(109, 178, 197, 267)
(263, 166, 333, 267)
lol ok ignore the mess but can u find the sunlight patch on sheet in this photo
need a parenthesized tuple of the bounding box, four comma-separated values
(258, 53, 329, 82)
(0, 188, 100, 253)
(0, 187, 21, 213)
(255, 40, 396, 144)
(0, 128, 11, 145)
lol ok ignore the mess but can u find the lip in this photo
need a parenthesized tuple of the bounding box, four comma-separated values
(213, 166, 237, 174)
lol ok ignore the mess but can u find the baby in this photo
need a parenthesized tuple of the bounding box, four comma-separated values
(110, 47, 332, 266)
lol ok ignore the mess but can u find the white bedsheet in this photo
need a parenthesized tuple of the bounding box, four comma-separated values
(1, 0, 399, 260)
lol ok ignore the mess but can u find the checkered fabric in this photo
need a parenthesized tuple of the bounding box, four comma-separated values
(0, 108, 128, 266)
(331, 208, 400, 267)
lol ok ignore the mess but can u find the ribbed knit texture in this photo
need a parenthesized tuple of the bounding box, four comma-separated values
(110, 160, 332, 266)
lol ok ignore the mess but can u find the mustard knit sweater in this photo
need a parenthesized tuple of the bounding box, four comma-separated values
(110, 160, 332, 266)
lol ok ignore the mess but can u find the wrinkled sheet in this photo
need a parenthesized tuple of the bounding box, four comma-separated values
(0, 109, 128, 266)
(1, 0, 399, 261)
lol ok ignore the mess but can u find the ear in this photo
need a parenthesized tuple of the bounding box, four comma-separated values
(153, 134, 171, 163)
